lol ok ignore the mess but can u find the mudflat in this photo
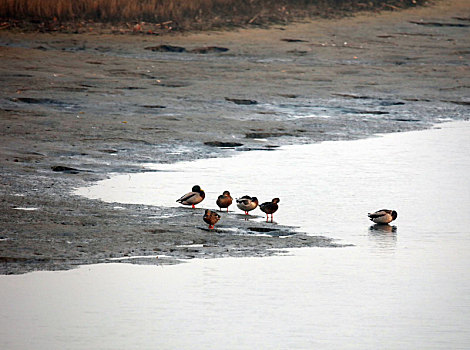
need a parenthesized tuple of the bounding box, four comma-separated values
(0, 0, 469, 274)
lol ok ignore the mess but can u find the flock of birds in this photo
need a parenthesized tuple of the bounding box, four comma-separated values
(176, 185, 279, 229)
(176, 185, 397, 230)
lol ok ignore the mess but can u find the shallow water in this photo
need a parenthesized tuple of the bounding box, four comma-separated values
(2, 121, 470, 349)
(76, 121, 470, 241)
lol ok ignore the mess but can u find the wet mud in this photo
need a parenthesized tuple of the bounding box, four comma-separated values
(1, 0, 469, 274)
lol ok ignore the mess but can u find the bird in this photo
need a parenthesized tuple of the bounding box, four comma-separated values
(176, 185, 205, 208)
(368, 209, 397, 224)
(203, 209, 220, 229)
(259, 198, 280, 222)
(236, 195, 259, 215)
(216, 190, 233, 212)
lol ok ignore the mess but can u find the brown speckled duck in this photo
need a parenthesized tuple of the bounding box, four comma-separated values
(368, 209, 397, 224)
(203, 209, 221, 229)
(259, 198, 280, 222)
(216, 190, 233, 212)
(236, 195, 258, 215)
(176, 185, 205, 208)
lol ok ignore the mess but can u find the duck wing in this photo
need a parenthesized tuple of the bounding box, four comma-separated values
(177, 191, 197, 203)
(368, 210, 390, 219)
(260, 202, 277, 214)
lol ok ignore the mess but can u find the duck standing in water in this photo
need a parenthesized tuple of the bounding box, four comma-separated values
(203, 209, 220, 229)
(259, 198, 280, 222)
(368, 209, 398, 224)
(216, 190, 233, 212)
(236, 195, 259, 215)
(176, 185, 205, 208)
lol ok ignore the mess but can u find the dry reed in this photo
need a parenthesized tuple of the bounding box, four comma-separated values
(0, 0, 425, 30)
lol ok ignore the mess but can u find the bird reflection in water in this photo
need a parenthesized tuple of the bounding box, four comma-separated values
(369, 224, 397, 234)
(368, 224, 397, 250)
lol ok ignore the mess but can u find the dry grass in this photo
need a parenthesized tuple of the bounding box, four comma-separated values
(0, 0, 426, 31)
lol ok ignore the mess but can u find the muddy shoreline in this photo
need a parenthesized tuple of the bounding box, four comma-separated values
(1, 0, 469, 274)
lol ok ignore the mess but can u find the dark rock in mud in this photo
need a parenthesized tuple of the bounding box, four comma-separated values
(145, 44, 186, 52)
(119, 86, 146, 90)
(11, 97, 62, 105)
(153, 81, 189, 88)
(379, 101, 405, 106)
(51, 166, 82, 174)
(287, 49, 308, 55)
(394, 118, 421, 122)
(282, 38, 308, 42)
(236, 147, 277, 151)
(410, 20, 470, 27)
(245, 132, 293, 139)
(279, 94, 299, 98)
(142, 105, 166, 109)
(204, 141, 244, 147)
(189, 46, 229, 54)
(354, 110, 390, 115)
(225, 97, 258, 105)
(443, 100, 470, 106)
(248, 227, 277, 233)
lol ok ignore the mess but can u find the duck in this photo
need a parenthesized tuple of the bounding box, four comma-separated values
(368, 209, 397, 224)
(176, 185, 205, 208)
(203, 209, 220, 229)
(236, 195, 259, 215)
(216, 190, 233, 212)
(259, 198, 280, 222)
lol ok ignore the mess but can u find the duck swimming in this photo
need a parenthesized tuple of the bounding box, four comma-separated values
(259, 198, 280, 222)
(203, 209, 220, 229)
(368, 209, 397, 224)
(176, 185, 205, 208)
(236, 195, 258, 215)
(216, 190, 233, 212)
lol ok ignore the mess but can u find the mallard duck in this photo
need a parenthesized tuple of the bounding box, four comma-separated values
(368, 209, 397, 224)
(216, 190, 233, 212)
(203, 209, 220, 229)
(176, 185, 205, 208)
(259, 198, 280, 222)
(236, 195, 258, 215)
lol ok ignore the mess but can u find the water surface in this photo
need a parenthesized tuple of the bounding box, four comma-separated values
(2, 121, 470, 349)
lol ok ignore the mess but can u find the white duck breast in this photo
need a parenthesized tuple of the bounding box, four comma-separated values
(236, 196, 258, 212)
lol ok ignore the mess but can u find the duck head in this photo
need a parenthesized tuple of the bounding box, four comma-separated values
(192, 185, 203, 192)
